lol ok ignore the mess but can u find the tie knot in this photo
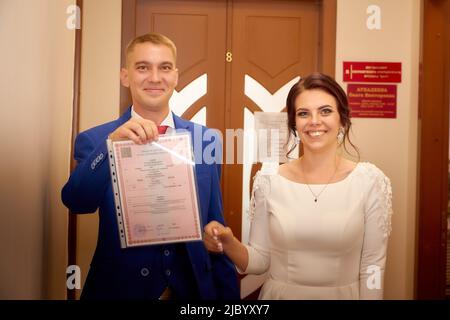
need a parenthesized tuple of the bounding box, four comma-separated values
(157, 125, 169, 134)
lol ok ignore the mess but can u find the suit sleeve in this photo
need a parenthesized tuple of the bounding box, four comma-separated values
(61, 131, 111, 213)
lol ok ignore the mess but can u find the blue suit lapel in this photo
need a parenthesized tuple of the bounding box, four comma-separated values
(172, 114, 207, 267)
(173, 112, 191, 131)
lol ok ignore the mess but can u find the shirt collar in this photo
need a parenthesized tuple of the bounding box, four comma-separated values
(131, 106, 175, 130)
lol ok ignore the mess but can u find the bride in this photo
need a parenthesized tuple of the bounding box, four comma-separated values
(203, 72, 393, 300)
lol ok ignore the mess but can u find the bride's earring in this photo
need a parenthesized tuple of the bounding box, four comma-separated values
(337, 127, 345, 144)
(294, 132, 301, 145)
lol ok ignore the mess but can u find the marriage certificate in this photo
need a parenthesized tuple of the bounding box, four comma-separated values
(107, 133, 202, 248)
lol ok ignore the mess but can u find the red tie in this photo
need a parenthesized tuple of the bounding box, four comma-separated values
(157, 125, 169, 134)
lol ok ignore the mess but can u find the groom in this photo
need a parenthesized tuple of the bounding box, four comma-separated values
(62, 33, 239, 300)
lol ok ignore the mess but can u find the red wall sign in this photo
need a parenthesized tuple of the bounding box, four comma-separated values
(343, 61, 401, 83)
(347, 84, 397, 118)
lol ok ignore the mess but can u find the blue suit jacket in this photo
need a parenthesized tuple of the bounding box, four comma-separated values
(62, 108, 239, 299)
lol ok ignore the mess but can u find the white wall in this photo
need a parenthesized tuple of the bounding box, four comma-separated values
(336, 0, 420, 299)
(0, 0, 75, 299)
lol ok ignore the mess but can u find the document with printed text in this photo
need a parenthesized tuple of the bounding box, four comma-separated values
(107, 133, 202, 248)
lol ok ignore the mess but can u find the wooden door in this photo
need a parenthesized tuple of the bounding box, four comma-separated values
(417, 0, 450, 299)
(225, 0, 328, 299)
(226, 0, 320, 240)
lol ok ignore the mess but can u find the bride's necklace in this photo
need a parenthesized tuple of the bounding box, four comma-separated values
(300, 157, 340, 203)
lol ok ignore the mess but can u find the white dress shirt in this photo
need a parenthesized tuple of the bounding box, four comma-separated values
(131, 106, 175, 134)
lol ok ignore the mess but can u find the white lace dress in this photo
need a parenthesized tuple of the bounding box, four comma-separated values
(242, 162, 393, 300)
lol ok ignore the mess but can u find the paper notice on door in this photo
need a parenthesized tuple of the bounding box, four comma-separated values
(254, 111, 294, 163)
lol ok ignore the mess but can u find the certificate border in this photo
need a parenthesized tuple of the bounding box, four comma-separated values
(107, 139, 128, 248)
(109, 133, 203, 248)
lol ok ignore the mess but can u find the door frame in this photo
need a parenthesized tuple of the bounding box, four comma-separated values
(67, 0, 83, 301)
(417, 0, 450, 299)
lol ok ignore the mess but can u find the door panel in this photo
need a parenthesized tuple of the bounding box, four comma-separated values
(225, 0, 321, 298)
(226, 0, 320, 240)
(135, 0, 228, 132)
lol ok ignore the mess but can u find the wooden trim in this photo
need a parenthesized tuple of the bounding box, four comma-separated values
(180, 96, 208, 119)
(120, 0, 136, 114)
(67, 0, 83, 301)
(320, 0, 337, 76)
(223, 0, 234, 233)
(417, 0, 450, 300)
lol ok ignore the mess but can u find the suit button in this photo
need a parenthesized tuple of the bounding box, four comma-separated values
(140, 267, 149, 277)
(165, 269, 171, 276)
(164, 250, 170, 256)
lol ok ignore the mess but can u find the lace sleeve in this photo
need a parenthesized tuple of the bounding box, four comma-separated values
(248, 171, 271, 221)
(377, 173, 393, 238)
(359, 163, 393, 299)
(242, 171, 271, 275)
